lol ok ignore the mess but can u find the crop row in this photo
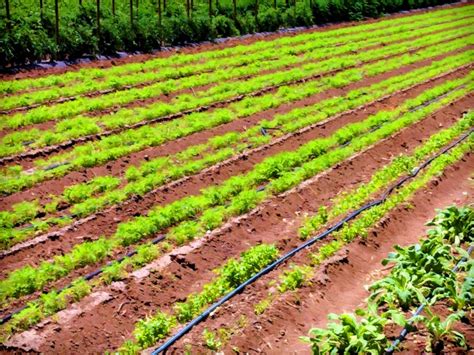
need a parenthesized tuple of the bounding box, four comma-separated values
(298, 121, 474, 241)
(2, 106, 471, 342)
(209, 112, 474, 330)
(1, 52, 470, 246)
(0, 19, 472, 156)
(0, 175, 120, 248)
(0, 74, 470, 311)
(117, 121, 474, 354)
(2, 5, 471, 97)
(2, 40, 472, 198)
(254, 114, 474, 315)
(2, 52, 472, 250)
(3, 11, 471, 112)
(303, 205, 473, 353)
(3, 19, 470, 138)
(193, 133, 474, 352)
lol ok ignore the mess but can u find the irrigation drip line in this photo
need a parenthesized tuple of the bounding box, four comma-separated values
(386, 243, 474, 354)
(0, 120, 471, 328)
(407, 84, 464, 113)
(0, 234, 165, 325)
(150, 127, 473, 354)
(6, 83, 464, 242)
(19, 214, 72, 232)
(21, 140, 34, 147)
(43, 161, 70, 171)
(0, 15, 465, 116)
(3, 32, 470, 169)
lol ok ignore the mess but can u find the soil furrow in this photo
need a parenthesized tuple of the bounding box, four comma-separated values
(1, 47, 471, 213)
(1, 1, 468, 81)
(1, 63, 470, 279)
(1, 94, 470, 349)
(187, 154, 473, 355)
(1, 30, 471, 167)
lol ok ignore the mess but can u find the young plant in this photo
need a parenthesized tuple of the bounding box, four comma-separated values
(421, 311, 467, 353)
(426, 206, 474, 245)
(132, 312, 176, 349)
(302, 312, 390, 354)
(202, 329, 223, 351)
(277, 264, 312, 292)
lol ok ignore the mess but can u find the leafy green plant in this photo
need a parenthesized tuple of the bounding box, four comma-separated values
(132, 312, 176, 348)
(278, 264, 312, 292)
(63, 176, 120, 205)
(302, 312, 390, 354)
(421, 311, 467, 353)
(310, 240, 343, 266)
(369, 270, 431, 310)
(9, 303, 44, 331)
(202, 329, 223, 351)
(254, 296, 273, 315)
(101, 261, 129, 285)
(427, 206, 474, 245)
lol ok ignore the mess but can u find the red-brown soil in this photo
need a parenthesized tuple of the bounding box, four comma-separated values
(4, 29, 471, 168)
(397, 302, 474, 353)
(1, 2, 469, 81)
(1, 64, 471, 282)
(1, 95, 472, 353)
(170, 153, 473, 354)
(1, 5, 473, 354)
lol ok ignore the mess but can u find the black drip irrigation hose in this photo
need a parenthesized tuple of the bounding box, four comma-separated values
(150, 127, 473, 354)
(407, 85, 464, 113)
(43, 161, 70, 171)
(385, 243, 474, 354)
(0, 234, 166, 325)
(19, 214, 72, 232)
(9, 89, 460, 235)
(0, 125, 471, 327)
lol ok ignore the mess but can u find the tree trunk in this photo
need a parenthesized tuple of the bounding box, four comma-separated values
(130, 0, 133, 27)
(55, 0, 59, 45)
(255, 0, 259, 27)
(158, 0, 162, 25)
(112, 0, 115, 16)
(5, 0, 10, 29)
(96, 0, 101, 46)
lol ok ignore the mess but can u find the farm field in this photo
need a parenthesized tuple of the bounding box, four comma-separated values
(0, 3, 473, 354)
